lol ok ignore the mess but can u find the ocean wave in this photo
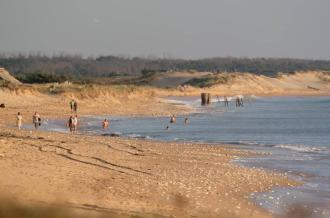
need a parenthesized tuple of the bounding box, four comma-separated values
(226, 141, 330, 154)
(274, 144, 330, 153)
(225, 141, 270, 147)
(126, 133, 152, 139)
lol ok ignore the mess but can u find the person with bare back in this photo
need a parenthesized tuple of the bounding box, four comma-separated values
(32, 112, 41, 129)
(102, 118, 109, 129)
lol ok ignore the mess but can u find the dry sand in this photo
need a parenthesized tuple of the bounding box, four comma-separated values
(0, 129, 297, 218)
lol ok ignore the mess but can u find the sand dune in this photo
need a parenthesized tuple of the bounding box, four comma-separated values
(1, 71, 329, 126)
(0, 68, 22, 85)
(147, 71, 330, 96)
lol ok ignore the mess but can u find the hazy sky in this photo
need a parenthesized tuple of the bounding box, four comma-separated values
(1, 0, 330, 59)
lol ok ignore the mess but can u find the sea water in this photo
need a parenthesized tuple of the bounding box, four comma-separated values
(39, 96, 330, 217)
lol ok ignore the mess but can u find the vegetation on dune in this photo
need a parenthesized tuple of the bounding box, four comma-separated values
(16, 71, 71, 84)
(318, 72, 330, 83)
(1, 54, 330, 84)
(184, 74, 237, 87)
(31, 83, 157, 99)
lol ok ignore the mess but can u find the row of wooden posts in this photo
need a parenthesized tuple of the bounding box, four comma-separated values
(201, 93, 211, 106)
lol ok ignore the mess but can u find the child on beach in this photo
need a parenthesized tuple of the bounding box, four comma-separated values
(16, 112, 23, 130)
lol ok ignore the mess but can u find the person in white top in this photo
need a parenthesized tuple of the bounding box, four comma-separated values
(72, 115, 78, 133)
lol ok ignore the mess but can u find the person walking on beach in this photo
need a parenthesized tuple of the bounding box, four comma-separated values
(16, 112, 23, 130)
(102, 118, 109, 129)
(32, 112, 41, 129)
(73, 101, 78, 113)
(70, 99, 75, 112)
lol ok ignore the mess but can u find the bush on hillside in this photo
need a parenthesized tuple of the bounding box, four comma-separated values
(17, 71, 70, 84)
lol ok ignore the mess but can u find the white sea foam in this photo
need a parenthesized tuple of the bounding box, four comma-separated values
(274, 144, 329, 153)
(126, 133, 152, 139)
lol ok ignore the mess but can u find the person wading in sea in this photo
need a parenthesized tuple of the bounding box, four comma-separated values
(67, 116, 74, 133)
(32, 112, 41, 129)
(102, 118, 109, 129)
(170, 115, 176, 123)
(224, 96, 229, 107)
(72, 115, 78, 133)
(184, 117, 189, 125)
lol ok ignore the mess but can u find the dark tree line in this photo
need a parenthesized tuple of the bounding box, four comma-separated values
(1, 54, 330, 83)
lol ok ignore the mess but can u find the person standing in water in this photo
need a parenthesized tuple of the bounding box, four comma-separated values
(72, 115, 78, 133)
(184, 117, 189, 125)
(224, 96, 229, 107)
(170, 114, 176, 123)
(67, 116, 75, 133)
(102, 119, 109, 129)
(32, 112, 41, 129)
(16, 112, 23, 130)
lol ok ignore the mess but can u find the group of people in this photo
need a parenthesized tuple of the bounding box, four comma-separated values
(16, 112, 41, 130)
(67, 115, 78, 133)
(70, 99, 78, 112)
(217, 95, 244, 107)
(67, 99, 110, 134)
(166, 115, 189, 130)
(235, 97, 244, 107)
(15, 98, 111, 133)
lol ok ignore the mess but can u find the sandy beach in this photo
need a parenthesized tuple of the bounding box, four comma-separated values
(1, 0, 330, 215)
(0, 84, 306, 218)
(0, 127, 298, 218)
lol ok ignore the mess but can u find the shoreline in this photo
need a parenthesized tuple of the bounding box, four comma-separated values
(1, 89, 321, 217)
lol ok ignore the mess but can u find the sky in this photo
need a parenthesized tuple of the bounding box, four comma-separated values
(0, 0, 330, 59)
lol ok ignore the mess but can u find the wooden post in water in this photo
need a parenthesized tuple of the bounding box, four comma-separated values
(201, 93, 211, 106)
(207, 93, 211, 105)
(201, 93, 207, 105)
